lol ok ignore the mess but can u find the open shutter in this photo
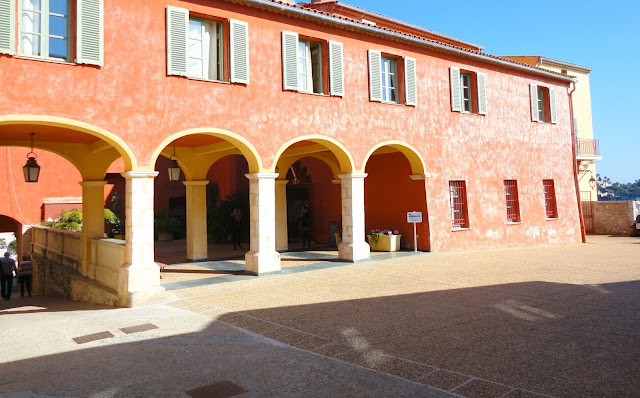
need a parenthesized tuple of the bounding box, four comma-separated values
(450, 67, 461, 111)
(368, 49, 382, 102)
(329, 40, 344, 97)
(549, 87, 557, 123)
(404, 56, 417, 106)
(530, 84, 539, 122)
(477, 72, 487, 115)
(166, 6, 188, 76)
(282, 31, 298, 91)
(230, 19, 249, 84)
(0, 0, 15, 55)
(77, 0, 104, 66)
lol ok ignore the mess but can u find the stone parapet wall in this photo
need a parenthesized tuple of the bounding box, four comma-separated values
(592, 201, 640, 236)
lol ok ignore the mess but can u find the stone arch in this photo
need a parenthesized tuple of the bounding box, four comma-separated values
(0, 114, 137, 172)
(361, 140, 427, 176)
(272, 135, 355, 175)
(150, 128, 263, 177)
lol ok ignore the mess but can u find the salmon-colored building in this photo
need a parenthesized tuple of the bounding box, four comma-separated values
(0, 0, 583, 306)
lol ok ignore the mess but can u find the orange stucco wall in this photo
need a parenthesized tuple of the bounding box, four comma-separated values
(0, 0, 581, 251)
(0, 147, 83, 226)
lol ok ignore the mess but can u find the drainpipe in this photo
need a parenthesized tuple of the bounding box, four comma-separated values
(569, 81, 586, 243)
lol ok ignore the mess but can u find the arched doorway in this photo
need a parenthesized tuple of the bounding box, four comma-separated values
(363, 142, 430, 251)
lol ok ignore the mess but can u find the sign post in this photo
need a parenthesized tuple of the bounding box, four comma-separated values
(406, 211, 423, 252)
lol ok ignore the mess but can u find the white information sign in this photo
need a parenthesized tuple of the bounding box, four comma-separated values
(407, 211, 423, 223)
(407, 211, 423, 252)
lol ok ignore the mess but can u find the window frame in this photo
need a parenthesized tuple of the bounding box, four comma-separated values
(449, 180, 469, 229)
(504, 180, 521, 223)
(296, 38, 324, 94)
(187, 16, 224, 82)
(380, 55, 398, 103)
(18, 0, 72, 62)
(543, 179, 558, 219)
(531, 84, 556, 123)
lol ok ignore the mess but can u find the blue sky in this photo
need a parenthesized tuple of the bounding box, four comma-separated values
(339, 0, 639, 183)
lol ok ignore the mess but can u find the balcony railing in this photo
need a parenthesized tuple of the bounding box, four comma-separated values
(576, 138, 600, 157)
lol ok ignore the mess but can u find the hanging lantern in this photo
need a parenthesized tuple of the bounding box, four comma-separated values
(589, 176, 597, 190)
(168, 141, 181, 181)
(23, 132, 40, 183)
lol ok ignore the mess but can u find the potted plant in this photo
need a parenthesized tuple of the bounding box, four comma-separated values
(367, 229, 402, 252)
(154, 210, 182, 241)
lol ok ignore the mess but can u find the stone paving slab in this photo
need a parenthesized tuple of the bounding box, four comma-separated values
(168, 236, 640, 398)
(0, 296, 453, 398)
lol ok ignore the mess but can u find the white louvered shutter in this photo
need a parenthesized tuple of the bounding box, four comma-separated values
(282, 31, 298, 91)
(0, 0, 15, 55)
(77, 0, 103, 66)
(530, 84, 539, 122)
(166, 6, 188, 76)
(477, 72, 487, 115)
(230, 19, 250, 84)
(549, 87, 557, 123)
(450, 67, 461, 111)
(368, 50, 382, 102)
(404, 56, 417, 106)
(329, 40, 344, 97)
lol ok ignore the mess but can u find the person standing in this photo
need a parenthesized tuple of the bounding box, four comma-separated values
(230, 208, 243, 250)
(17, 255, 33, 298)
(299, 203, 312, 248)
(0, 251, 18, 300)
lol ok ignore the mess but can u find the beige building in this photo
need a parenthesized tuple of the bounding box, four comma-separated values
(504, 56, 600, 203)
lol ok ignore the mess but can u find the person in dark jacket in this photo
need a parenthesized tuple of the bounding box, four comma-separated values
(0, 251, 18, 300)
(18, 255, 33, 298)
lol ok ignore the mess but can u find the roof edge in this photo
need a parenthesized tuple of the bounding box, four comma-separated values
(224, 0, 576, 83)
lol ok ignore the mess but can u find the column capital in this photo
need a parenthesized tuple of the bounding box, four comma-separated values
(121, 171, 159, 179)
(79, 180, 108, 188)
(331, 179, 341, 185)
(183, 180, 210, 187)
(245, 173, 279, 180)
(410, 174, 431, 181)
(338, 173, 368, 180)
(275, 179, 289, 186)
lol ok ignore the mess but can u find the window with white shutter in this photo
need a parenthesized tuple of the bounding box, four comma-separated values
(0, 0, 15, 55)
(369, 49, 415, 106)
(281, 31, 343, 96)
(5, 0, 103, 64)
(530, 84, 556, 123)
(166, 8, 249, 84)
(451, 66, 486, 115)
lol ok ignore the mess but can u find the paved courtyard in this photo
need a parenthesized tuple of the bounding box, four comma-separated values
(1, 235, 638, 397)
(167, 235, 640, 397)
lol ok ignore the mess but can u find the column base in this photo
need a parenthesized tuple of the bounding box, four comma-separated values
(118, 263, 165, 307)
(187, 253, 208, 261)
(339, 241, 371, 262)
(244, 250, 281, 275)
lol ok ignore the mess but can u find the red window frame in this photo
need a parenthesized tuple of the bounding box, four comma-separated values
(504, 180, 520, 222)
(449, 181, 469, 228)
(543, 179, 558, 218)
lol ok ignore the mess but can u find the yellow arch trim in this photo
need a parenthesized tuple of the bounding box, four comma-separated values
(272, 135, 355, 174)
(0, 114, 137, 169)
(151, 128, 263, 174)
(361, 140, 427, 175)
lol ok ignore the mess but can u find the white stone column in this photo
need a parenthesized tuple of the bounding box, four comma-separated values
(183, 180, 210, 260)
(80, 180, 107, 277)
(245, 173, 281, 275)
(275, 179, 289, 251)
(118, 171, 164, 307)
(338, 173, 370, 262)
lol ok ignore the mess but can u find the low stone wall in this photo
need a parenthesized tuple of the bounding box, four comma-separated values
(591, 201, 640, 236)
(31, 226, 82, 299)
(29, 226, 122, 306)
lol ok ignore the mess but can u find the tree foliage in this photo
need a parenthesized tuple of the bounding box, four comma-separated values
(597, 176, 640, 201)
